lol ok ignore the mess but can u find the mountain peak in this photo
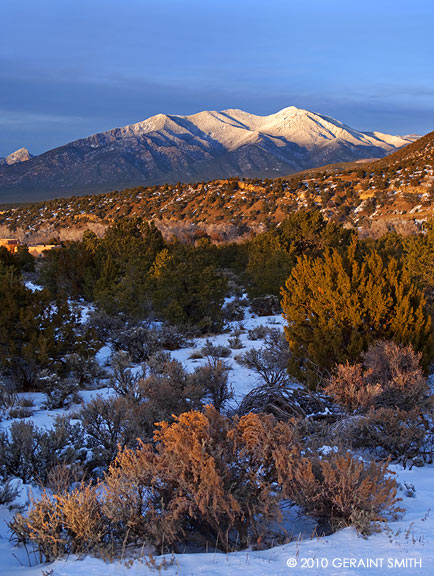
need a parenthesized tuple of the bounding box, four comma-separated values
(2, 147, 32, 166)
(274, 105, 306, 115)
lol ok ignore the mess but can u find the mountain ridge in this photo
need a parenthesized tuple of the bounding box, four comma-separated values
(0, 106, 417, 203)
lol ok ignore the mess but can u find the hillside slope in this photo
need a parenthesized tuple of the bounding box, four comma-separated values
(1, 131, 432, 242)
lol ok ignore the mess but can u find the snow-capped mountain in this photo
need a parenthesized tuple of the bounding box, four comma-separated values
(0, 107, 416, 202)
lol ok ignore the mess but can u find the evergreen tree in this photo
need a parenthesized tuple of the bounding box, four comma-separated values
(149, 245, 227, 332)
(0, 264, 99, 389)
(40, 219, 165, 319)
(404, 220, 434, 309)
(245, 230, 295, 297)
(281, 240, 433, 387)
(39, 236, 98, 299)
(245, 211, 353, 298)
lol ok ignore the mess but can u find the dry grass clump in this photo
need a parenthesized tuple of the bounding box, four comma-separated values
(276, 449, 402, 534)
(323, 341, 433, 464)
(11, 486, 105, 562)
(324, 341, 429, 413)
(10, 406, 402, 560)
(336, 408, 431, 465)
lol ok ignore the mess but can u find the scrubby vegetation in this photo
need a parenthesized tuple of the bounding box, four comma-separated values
(1, 130, 433, 242)
(0, 246, 100, 392)
(40, 219, 227, 330)
(323, 341, 434, 465)
(324, 341, 430, 413)
(10, 407, 402, 560)
(3, 197, 434, 564)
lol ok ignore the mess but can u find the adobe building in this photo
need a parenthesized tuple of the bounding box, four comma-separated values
(27, 244, 58, 257)
(0, 238, 20, 253)
(0, 239, 58, 257)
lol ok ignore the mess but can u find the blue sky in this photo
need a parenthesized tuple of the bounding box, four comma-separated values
(1, 0, 433, 156)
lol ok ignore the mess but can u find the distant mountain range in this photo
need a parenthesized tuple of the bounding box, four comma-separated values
(0, 106, 419, 203)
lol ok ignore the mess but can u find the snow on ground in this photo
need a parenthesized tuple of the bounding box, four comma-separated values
(1, 464, 433, 574)
(0, 310, 287, 432)
(172, 312, 289, 406)
(24, 281, 43, 292)
(0, 387, 114, 432)
(73, 302, 95, 325)
(95, 345, 111, 367)
(2, 308, 434, 574)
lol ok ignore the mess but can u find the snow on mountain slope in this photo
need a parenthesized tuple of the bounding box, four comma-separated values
(366, 131, 416, 148)
(0, 147, 32, 166)
(110, 106, 412, 153)
(0, 106, 416, 202)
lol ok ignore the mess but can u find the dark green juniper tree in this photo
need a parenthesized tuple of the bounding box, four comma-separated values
(281, 239, 433, 387)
